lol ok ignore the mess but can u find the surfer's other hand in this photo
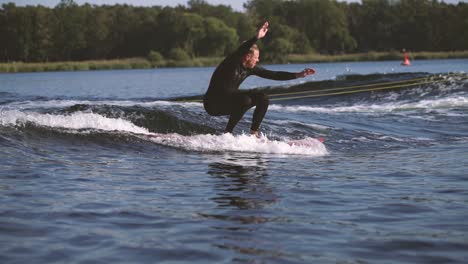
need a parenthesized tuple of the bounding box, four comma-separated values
(297, 68, 315, 78)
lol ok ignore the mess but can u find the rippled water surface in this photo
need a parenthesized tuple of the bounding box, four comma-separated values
(1, 60, 468, 263)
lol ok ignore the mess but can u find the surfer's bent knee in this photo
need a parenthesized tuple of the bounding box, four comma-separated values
(260, 92, 269, 105)
(203, 98, 217, 116)
(253, 92, 269, 106)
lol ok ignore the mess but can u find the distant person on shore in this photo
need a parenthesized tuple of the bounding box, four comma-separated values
(203, 21, 315, 137)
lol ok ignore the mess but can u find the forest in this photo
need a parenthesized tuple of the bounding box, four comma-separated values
(1, 0, 467, 64)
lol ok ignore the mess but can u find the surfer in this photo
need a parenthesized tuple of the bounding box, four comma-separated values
(203, 21, 315, 137)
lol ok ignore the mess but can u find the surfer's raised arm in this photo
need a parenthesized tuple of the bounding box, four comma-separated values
(257, 21, 269, 39)
(234, 21, 269, 58)
(256, 22, 315, 78)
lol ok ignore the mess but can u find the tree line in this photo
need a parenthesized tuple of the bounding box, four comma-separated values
(1, 0, 467, 63)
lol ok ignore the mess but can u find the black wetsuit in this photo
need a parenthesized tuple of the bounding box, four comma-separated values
(203, 36, 298, 133)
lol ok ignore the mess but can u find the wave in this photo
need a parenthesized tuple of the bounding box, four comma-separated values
(0, 110, 327, 156)
(1, 72, 466, 154)
(270, 119, 331, 131)
(269, 95, 468, 114)
(3, 72, 465, 113)
(1, 99, 202, 111)
(1, 110, 149, 134)
(7, 93, 467, 118)
(168, 72, 468, 115)
(1, 99, 215, 135)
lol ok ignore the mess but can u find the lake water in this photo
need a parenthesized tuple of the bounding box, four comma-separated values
(1, 59, 467, 263)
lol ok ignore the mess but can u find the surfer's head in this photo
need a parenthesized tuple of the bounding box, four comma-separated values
(242, 44, 259, 69)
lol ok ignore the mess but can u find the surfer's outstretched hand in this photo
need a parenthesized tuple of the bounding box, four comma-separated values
(297, 68, 316, 78)
(257, 21, 269, 39)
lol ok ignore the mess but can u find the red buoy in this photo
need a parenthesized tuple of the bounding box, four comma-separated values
(402, 51, 411, 66)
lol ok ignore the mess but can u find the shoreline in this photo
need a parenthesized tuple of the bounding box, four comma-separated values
(1, 51, 467, 73)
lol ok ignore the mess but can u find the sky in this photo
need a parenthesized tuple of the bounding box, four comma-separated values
(0, 0, 465, 12)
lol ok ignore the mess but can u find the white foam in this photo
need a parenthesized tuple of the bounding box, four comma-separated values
(145, 133, 328, 156)
(269, 95, 468, 114)
(0, 110, 149, 134)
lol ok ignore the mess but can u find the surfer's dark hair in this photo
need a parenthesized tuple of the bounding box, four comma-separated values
(241, 39, 259, 56)
(249, 44, 259, 55)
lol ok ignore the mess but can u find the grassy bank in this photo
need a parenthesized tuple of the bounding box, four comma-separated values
(1, 51, 467, 73)
(0, 57, 223, 73)
(287, 50, 468, 63)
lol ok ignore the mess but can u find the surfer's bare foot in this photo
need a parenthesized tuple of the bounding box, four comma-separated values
(250, 130, 261, 138)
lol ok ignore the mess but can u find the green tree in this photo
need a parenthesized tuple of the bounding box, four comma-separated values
(1, 4, 22, 61)
(196, 17, 238, 57)
(264, 37, 293, 63)
(178, 13, 206, 56)
(133, 7, 161, 57)
(351, 0, 397, 51)
(244, 0, 283, 21)
(30, 6, 53, 61)
(394, 0, 432, 51)
(1, 0, 467, 63)
(81, 4, 111, 59)
(52, 0, 86, 60)
(148, 50, 164, 64)
(168, 47, 190, 61)
(106, 5, 141, 58)
(187, 0, 254, 46)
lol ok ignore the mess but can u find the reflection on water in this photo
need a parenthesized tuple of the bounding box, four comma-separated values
(202, 154, 286, 261)
(206, 154, 277, 210)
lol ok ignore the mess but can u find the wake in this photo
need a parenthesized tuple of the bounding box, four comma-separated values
(0, 109, 328, 156)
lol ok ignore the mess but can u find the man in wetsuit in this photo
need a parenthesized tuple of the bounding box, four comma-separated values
(203, 21, 315, 137)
